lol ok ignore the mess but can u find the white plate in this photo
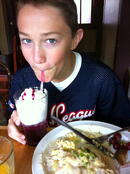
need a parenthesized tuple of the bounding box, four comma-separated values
(32, 120, 130, 174)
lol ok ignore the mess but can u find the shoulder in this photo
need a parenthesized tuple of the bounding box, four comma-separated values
(11, 65, 37, 88)
(13, 65, 32, 78)
(80, 52, 120, 84)
(12, 65, 34, 82)
(81, 52, 111, 72)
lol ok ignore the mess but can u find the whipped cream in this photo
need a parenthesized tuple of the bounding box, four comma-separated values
(15, 88, 48, 125)
(19, 88, 46, 101)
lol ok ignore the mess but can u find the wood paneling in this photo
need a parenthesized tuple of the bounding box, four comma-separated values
(114, 0, 130, 91)
(101, 0, 122, 69)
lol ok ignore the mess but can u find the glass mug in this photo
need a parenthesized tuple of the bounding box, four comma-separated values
(0, 136, 15, 174)
(14, 87, 48, 146)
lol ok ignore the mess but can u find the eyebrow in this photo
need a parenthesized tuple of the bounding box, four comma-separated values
(19, 32, 29, 36)
(19, 31, 61, 37)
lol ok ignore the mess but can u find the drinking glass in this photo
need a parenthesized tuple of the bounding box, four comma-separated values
(0, 136, 15, 174)
(14, 87, 48, 146)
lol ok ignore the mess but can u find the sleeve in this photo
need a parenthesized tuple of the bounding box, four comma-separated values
(7, 73, 24, 113)
(96, 72, 130, 127)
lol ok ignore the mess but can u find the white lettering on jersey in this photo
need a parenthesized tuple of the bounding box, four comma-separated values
(50, 103, 95, 125)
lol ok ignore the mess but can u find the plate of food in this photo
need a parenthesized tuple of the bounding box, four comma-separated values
(32, 120, 130, 174)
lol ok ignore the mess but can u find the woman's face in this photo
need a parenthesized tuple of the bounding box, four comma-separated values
(17, 5, 82, 82)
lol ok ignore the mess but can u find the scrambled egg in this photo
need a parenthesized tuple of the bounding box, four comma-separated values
(42, 132, 115, 174)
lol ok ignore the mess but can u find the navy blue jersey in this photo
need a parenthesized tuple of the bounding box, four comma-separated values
(8, 53, 130, 127)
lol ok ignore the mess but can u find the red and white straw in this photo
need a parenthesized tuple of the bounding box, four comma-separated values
(40, 71, 44, 91)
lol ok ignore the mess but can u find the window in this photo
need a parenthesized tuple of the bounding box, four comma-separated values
(74, 0, 92, 24)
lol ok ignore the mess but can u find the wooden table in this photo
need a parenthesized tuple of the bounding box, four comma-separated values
(0, 126, 35, 174)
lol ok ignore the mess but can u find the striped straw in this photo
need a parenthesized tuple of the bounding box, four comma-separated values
(40, 71, 44, 91)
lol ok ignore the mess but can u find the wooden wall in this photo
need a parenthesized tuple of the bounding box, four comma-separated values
(0, 0, 9, 54)
(100, 0, 121, 69)
(114, 0, 130, 91)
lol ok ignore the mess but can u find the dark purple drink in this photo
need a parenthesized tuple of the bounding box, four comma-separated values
(21, 120, 48, 146)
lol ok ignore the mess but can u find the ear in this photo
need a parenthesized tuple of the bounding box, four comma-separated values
(71, 29, 84, 50)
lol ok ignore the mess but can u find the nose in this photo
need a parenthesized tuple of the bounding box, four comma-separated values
(33, 46, 46, 64)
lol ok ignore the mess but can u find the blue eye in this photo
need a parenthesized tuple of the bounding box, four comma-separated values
(21, 39, 32, 44)
(46, 39, 57, 45)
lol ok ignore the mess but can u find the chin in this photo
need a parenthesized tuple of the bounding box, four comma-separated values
(44, 77, 53, 83)
(44, 71, 55, 82)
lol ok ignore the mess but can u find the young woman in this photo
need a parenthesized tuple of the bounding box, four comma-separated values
(8, 0, 130, 144)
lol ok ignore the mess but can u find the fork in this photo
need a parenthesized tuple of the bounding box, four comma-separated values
(51, 116, 115, 158)
(92, 126, 130, 143)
